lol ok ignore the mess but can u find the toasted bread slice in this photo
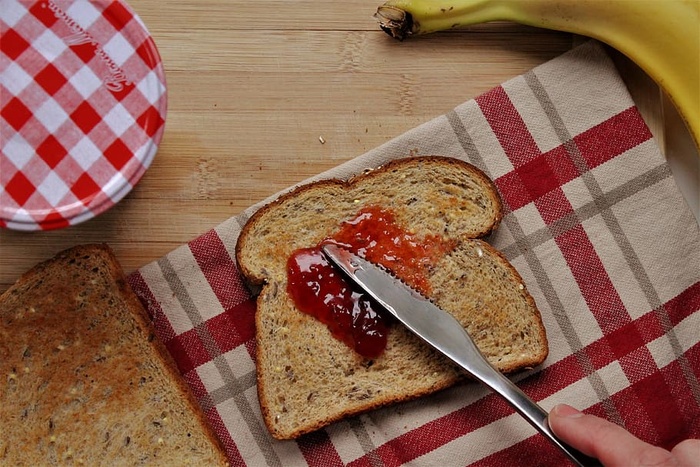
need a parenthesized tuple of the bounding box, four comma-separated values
(0, 244, 229, 466)
(236, 156, 548, 440)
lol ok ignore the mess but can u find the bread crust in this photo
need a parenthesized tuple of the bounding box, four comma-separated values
(235, 156, 503, 283)
(0, 244, 229, 465)
(236, 156, 546, 440)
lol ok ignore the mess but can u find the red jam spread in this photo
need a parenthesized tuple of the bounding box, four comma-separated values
(286, 248, 387, 358)
(286, 206, 455, 358)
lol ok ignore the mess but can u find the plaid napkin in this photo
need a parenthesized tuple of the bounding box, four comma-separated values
(127, 41, 700, 466)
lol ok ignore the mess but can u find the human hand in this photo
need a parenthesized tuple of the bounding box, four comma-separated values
(548, 404, 700, 467)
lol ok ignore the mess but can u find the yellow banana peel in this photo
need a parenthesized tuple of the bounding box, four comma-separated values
(375, 0, 700, 152)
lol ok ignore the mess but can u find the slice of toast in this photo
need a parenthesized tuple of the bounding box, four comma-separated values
(236, 156, 548, 440)
(0, 244, 229, 466)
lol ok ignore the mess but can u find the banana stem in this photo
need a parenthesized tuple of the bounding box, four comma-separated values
(375, 0, 510, 39)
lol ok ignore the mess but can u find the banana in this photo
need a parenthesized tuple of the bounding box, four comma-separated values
(375, 0, 700, 152)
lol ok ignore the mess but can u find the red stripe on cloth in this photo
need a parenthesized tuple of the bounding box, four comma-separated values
(188, 229, 252, 311)
(663, 342, 700, 448)
(347, 283, 699, 465)
(545, 195, 664, 424)
(472, 432, 563, 467)
(205, 406, 247, 467)
(529, 182, 629, 336)
(493, 106, 652, 212)
(618, 367, 683, 445)
(348, 392, 515, 466)
(297, 430, 345, 467)
(127, 270, 177, 343)
(603, 320, 645, 361)
(475, 408, 611, 467)
(182, 367, 248, 465)
(205, 297, 257, 359)
(554, 224, 629, 333)
(574, 107, 653, 170)
(609, 359, 696, 450)
(516, 353, 587, 401)
(585, 311, 656, 370)
(351, 357, 559, 463)
(165, 328, 211, 375)
(476, 86, 541, 167)
(162, 297, 257, 375)
(618, 345, 664, 384)
(532, 183, 577, 225)
(686, 340, 700, 381)
(665, 280, 700, 326)
(475, 99, 693, 463)
(183, 367, 211, 402)
(496, 145, 579, 211)
(455, 343, 700, 466)
(552, 217, 668, 416)
(349, 451, 400, 467)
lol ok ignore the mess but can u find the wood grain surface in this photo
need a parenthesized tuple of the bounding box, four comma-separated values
(1, 0, 694, 292)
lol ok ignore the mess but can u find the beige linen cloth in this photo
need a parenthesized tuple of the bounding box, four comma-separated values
(128, 41, 700, 466)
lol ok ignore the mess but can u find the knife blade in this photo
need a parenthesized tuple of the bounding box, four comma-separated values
(321, 243, 599, 467)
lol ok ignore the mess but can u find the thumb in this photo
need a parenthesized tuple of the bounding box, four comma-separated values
(548, 404, 676, 467)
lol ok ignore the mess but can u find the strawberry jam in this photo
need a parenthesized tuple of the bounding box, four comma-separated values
(286, 206, 455, 358)
(286, 248, 388, 358)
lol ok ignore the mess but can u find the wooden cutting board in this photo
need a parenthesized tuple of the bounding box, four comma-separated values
(1, 0, 697, 292)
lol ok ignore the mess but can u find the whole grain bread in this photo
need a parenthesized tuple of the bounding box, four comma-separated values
(0, 244, 229, 466)
(236, 156, 548, 440)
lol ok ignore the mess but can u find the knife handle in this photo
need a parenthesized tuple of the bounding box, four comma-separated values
(447, 328, 601, 467)
(413, 306, 600, 465)
(483, 370, 600, 467)
(416, 304, 602, 467)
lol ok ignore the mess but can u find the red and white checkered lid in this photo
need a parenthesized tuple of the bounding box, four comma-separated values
(1, 0, 167, 231)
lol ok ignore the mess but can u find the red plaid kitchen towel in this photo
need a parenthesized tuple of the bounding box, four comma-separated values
(128, 41, 700, 466)
(1, 0, 166, 230)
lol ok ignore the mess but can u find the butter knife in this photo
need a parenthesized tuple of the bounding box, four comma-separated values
(321, 243, 599, 467)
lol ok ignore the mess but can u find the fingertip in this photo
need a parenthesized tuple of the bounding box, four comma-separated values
(551, 404, 584, 419)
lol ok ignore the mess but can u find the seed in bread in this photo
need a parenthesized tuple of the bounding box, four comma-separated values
(235, 156, 548, 440)
(0, 244, 229, 466)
